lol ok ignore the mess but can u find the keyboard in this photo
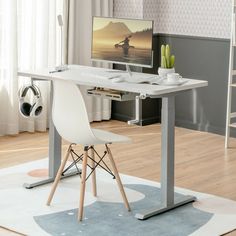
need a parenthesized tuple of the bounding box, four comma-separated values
(81, 70, 161, 84)
(125, 73, 161, 84)
(81, 71, 122, 80)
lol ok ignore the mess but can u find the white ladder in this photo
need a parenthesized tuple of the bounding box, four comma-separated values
(225, 0, 236, 148)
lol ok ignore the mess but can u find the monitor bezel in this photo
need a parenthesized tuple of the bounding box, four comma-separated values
(91, 16, 154, 68)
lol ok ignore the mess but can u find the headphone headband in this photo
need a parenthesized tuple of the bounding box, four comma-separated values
(19, 84, 41, 98)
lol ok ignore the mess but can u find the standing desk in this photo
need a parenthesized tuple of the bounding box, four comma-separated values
(18, 64, 208, 220)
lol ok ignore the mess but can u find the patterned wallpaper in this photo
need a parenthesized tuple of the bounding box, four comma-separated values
(114, 0, 232, 39)
(114, 0, 143, 19)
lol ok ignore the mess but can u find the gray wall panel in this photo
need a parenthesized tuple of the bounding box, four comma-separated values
(157, 34, 231, 135)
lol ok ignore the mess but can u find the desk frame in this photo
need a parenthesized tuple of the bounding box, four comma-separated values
(135, 95, 196, 220)
(23, 81, 196, 219)
(19, 68, 206, 219)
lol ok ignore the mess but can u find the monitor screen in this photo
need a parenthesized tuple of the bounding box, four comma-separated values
(92, 17, 153, 68)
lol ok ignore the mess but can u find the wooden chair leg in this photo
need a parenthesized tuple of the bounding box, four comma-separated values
(78, 147, 88, 221)
(90, 146, 97, 197)
(47, 145, 72, 206)
(106, 145, 131, 211)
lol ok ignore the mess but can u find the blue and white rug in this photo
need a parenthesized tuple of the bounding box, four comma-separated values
(0, 159, 236, 236)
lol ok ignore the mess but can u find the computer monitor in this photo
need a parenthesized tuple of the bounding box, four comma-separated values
(92, 17, 153, 69)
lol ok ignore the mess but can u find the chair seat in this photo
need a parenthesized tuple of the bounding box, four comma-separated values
(92, 128, 131, 144)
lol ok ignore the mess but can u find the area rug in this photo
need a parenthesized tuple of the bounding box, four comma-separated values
(0, 159, 236, 236)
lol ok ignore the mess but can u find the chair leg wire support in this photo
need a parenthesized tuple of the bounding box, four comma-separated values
(62, 144, 116, 181)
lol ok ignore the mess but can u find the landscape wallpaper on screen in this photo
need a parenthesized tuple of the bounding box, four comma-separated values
(92, 17, 153, 66)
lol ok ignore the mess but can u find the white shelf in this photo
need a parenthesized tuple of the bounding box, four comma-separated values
(230, 112, 236, 118)
(230, 123, 236, 128)
(87, 88, 136, 101)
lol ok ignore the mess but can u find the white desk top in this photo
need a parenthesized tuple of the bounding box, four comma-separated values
(18, 65, 208, 96)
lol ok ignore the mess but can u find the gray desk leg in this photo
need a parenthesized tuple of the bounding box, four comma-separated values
(135, 96, 196, 220)
(48, 118, 61, 178)
(23, 82, 79, 189)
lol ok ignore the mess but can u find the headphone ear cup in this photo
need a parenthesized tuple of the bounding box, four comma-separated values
(35, 105, 43, 116)
(20, 102, 32, 117)
(30, 100, 43, 117)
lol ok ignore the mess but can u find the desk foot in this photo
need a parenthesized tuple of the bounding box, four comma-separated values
(23, 169, 80, 189)
(135, 195, 196, 220)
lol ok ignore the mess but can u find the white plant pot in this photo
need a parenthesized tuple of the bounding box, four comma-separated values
(158, 67, 175, 78)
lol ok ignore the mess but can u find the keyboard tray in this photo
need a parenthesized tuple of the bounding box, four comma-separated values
(87, 88, 137, 101)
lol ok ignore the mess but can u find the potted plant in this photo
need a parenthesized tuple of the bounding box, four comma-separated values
(158, 44, 175, 78)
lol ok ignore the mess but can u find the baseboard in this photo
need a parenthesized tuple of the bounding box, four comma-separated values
(140, 117, 161, 126)
(175, 119, 236, 137)
(111, 113, 131, 122)
(111, 113, 160, 126)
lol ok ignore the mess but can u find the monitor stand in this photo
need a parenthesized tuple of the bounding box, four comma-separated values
(107, 64, 138, 76)
(107, 64, 156, 83)
(106, 64, 134, 75)
(126, 64, 133, 78)
(124, 64, 156, 82)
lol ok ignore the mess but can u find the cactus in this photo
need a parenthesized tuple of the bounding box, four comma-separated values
(170, 55, 175, 68)
(160, 44, 175, 69)
(161, 45, 165, 61)
(161, 56, 167, 68)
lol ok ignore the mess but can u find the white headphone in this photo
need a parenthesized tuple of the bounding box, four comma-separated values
(19, 84, 43, 118)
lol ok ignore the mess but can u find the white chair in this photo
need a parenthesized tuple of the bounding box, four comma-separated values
(46, 79, 131, 221)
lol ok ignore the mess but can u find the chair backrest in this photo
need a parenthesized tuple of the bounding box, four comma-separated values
(52, 79, 96, 145)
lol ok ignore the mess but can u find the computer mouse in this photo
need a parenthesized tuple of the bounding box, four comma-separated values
(111, 77, 125, 83)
